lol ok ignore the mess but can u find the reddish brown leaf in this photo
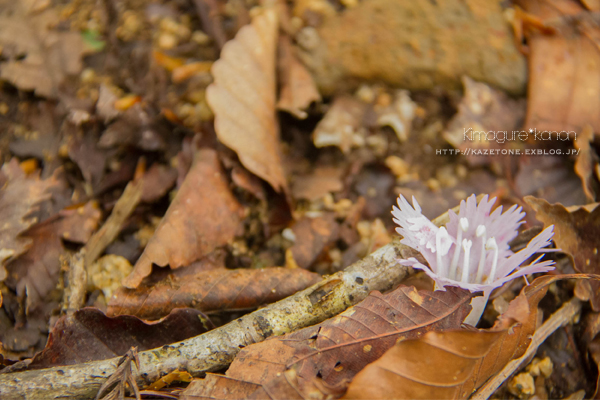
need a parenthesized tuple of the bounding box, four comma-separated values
(342, 274, 566, 400)
(343, 330, 504, 400)
(123, 149, 244, 288)
(289, 213, 339, 270)
(516, 0, 600, 132)
(27, 308, 213, 369)
(206, 7, 287, 193)
(0, 159, 57, 278)
(108, 267, 321, 320)
(180, 285, 474, 399)
(525, 196, 600, 309)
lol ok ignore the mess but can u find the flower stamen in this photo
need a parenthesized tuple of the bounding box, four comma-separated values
(449, 218, 469, 280)
(460, 239, 473, 283)
(485, 238, 499, 284)
(475, 225, 487, 283)
(436, 227, 450, 277)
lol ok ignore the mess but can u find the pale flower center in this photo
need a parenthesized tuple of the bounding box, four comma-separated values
(447, 223, 500, 284)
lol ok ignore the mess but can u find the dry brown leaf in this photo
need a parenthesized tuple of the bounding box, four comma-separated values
(206, 7, 287, 193)
(180, 285, 474, 399)
(525, 196, 600, 309)
(343, 330, 504, 400)
(516, 0, 600, 132)
(108, 267, 321, 320)
(277, 34, 321, 119)
(123, 149, 244, 288)
(0, 1, 90, 97)
(0, 159, 57, 279)
(182, 374, 261, 400)
(343, 274, 564, 400)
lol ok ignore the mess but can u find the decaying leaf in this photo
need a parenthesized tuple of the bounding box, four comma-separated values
(180, 285, 474, 399)
(108, 267, 321, 320)
(0, 159, 57, 278)
(206, 7, 287, 193)
(443, 76, 526, 166)
(515, 0, 600, 132)
(0, 0, 91, 97)
(525, 196, 600, 309)
(27, 308, 213, 369)
(123, 149, 244, 288)
(277, 34, 321, 119)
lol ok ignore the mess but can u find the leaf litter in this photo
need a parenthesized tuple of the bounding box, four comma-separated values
(0, 0, 599, 399)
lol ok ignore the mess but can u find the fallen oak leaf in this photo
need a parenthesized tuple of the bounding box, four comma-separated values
(206, 6, 288, 193)
(123, 149, 244, 289)
(574, 125, 599, 202)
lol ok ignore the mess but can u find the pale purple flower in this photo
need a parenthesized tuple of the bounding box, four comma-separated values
(392, 194, 555, 325)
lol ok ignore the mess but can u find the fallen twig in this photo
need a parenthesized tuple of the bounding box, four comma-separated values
(471, 297, 582, 400)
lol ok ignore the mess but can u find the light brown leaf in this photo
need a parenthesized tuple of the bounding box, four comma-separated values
(516, 0, 600, 132)
(206, 7, 287, 193)
(343, 330, 504, 400)
(108, 267, 321, 320)
(277, 34, 321, 119)
(0, 159, 57, 279)
(123, 149, 244, 288)
(0, 1, 90, 97)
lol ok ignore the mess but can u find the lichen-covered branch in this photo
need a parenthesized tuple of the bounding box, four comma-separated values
(0, 238, 415, 400)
